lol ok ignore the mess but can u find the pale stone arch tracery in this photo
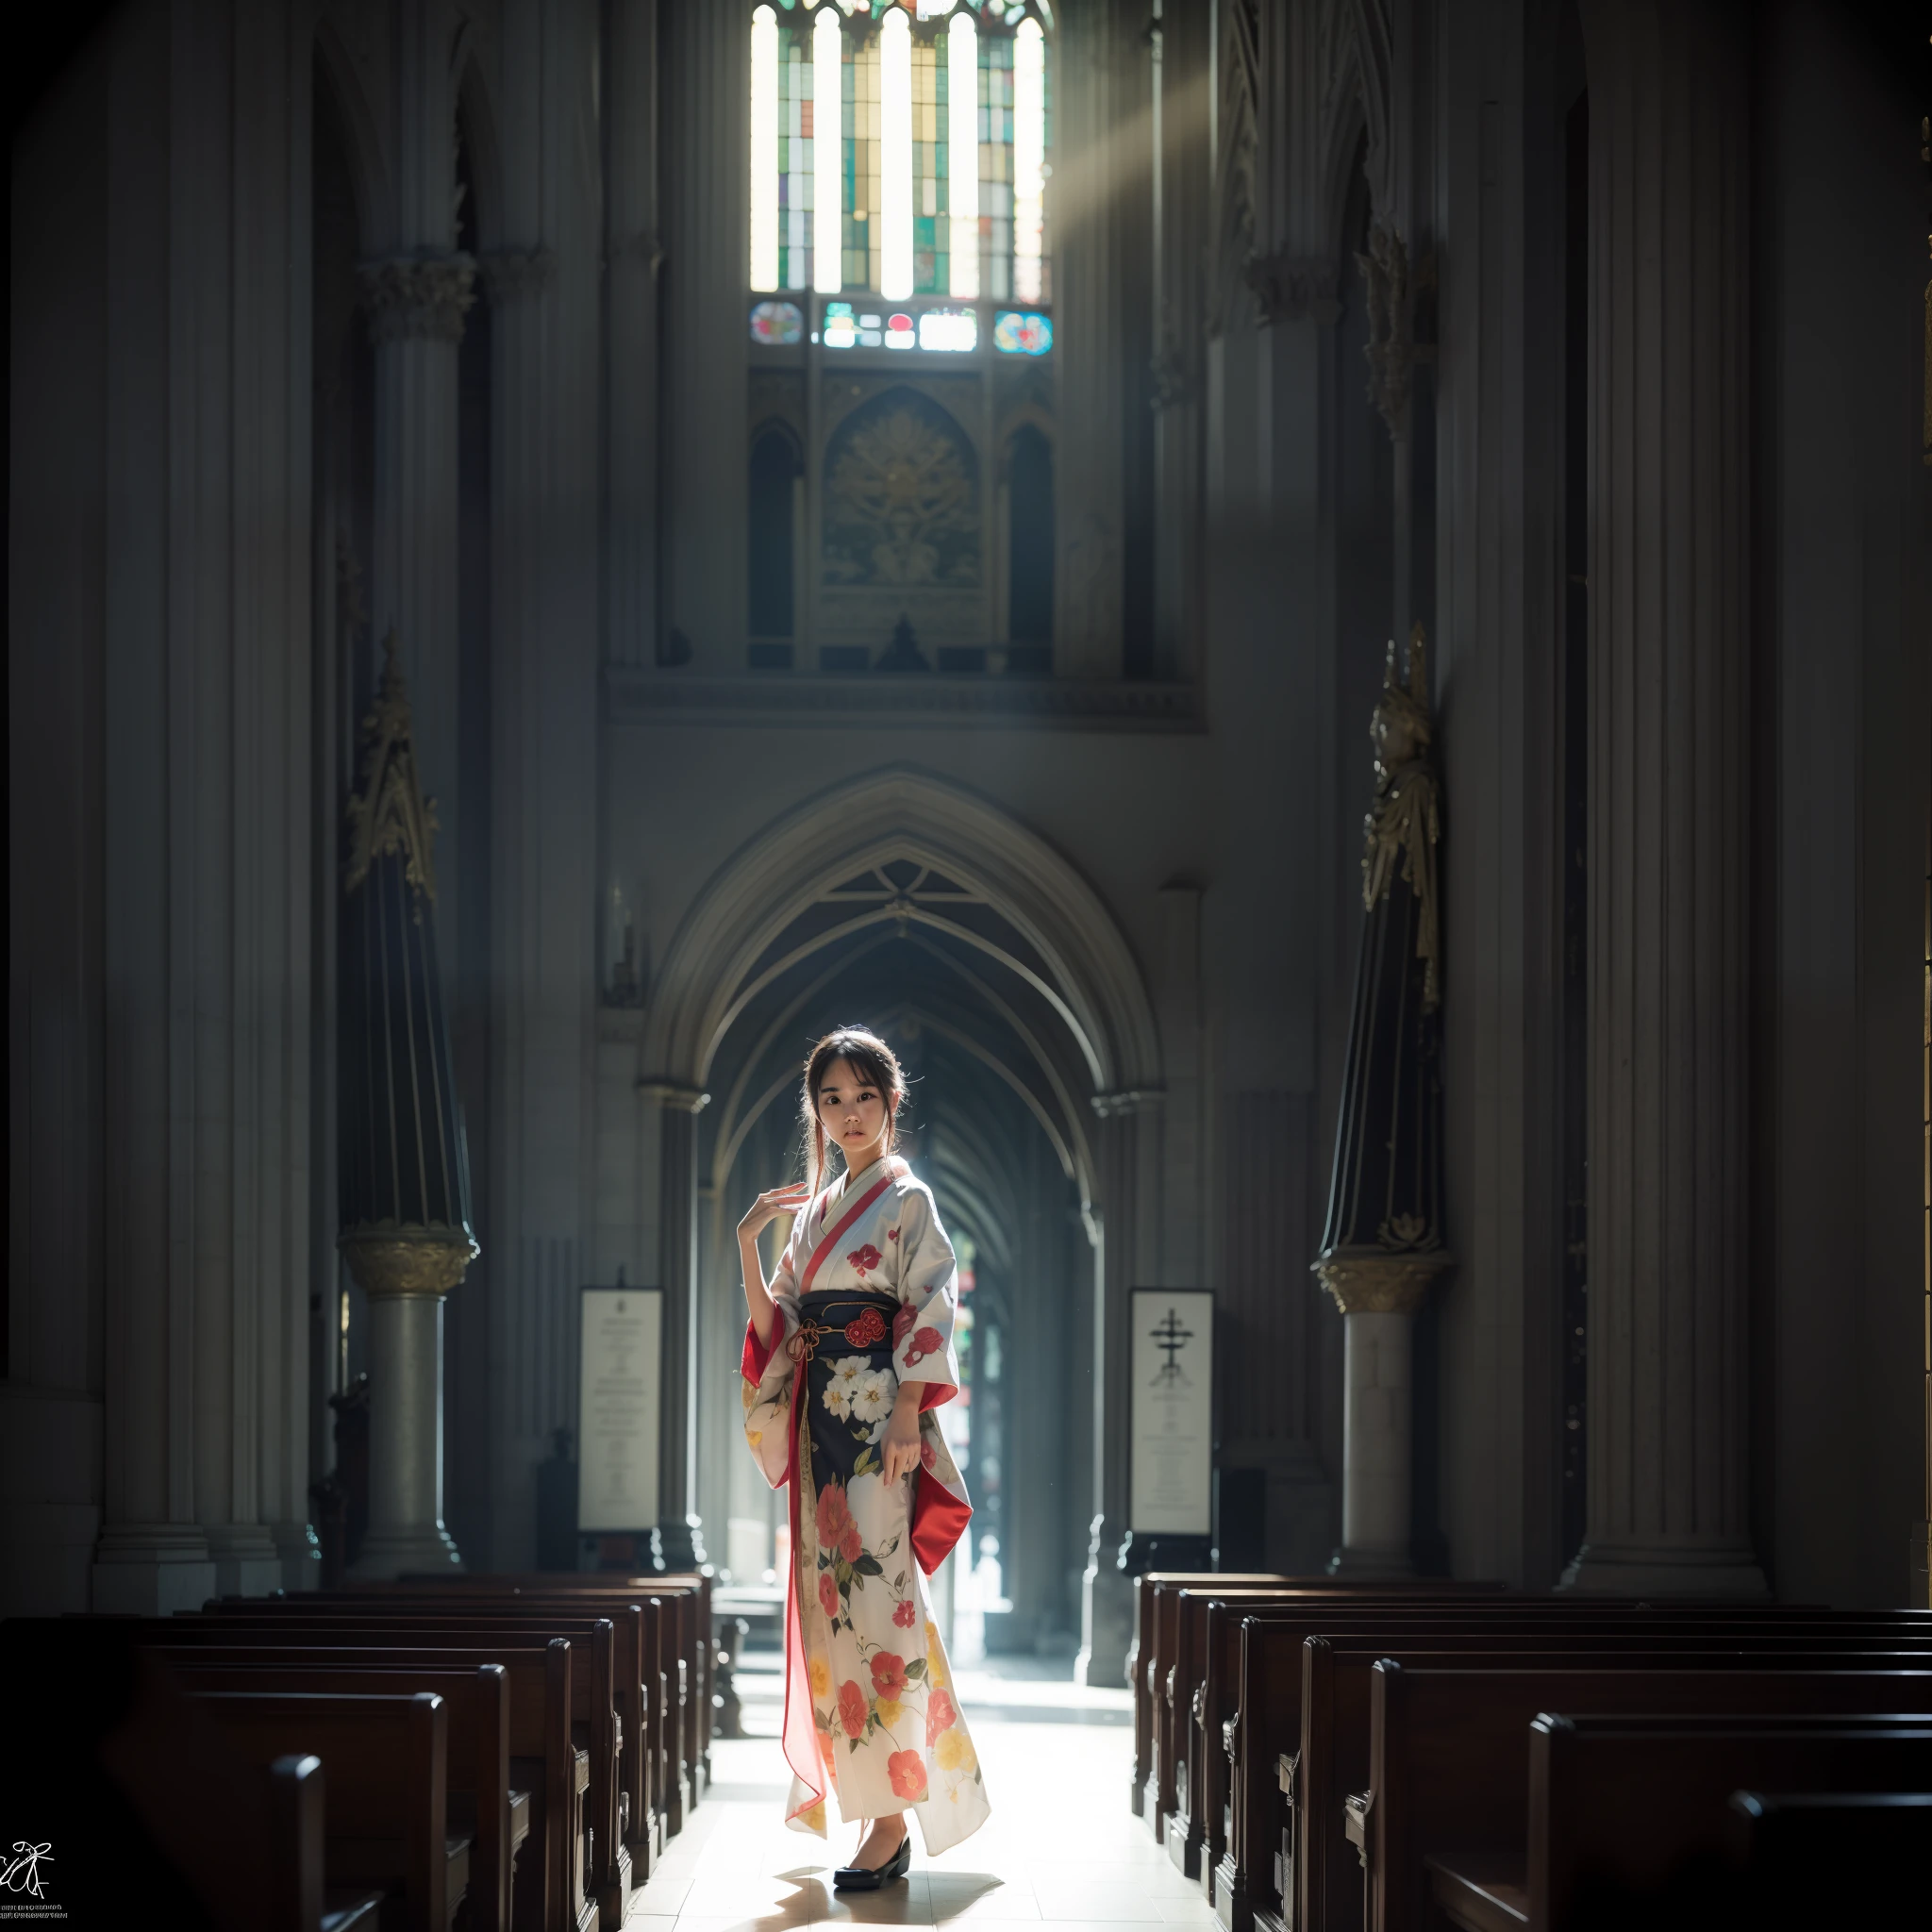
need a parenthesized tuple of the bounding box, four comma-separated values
(643, 765, 1162, 1105)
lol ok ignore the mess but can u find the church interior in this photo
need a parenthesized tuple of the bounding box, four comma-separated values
(6, 0, 1932, 1925)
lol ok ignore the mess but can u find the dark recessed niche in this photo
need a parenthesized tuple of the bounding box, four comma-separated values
(747, 642, 793, 671)
(1003, 645, 1052, 677)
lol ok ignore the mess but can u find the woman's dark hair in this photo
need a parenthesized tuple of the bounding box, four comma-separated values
(801, 1026, 905, 1198)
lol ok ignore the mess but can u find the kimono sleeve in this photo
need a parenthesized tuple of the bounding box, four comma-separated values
(891, 1185, 962, 1410)
(741, 1223, 802, 1491)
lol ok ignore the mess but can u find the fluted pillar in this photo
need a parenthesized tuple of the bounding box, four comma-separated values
(660, 2, 747, 665)
(1054, 0, 1129, 674)
(647, 1083, 709, 1569)
(1078, 1090, 1163, 1687)
(359, 253, 475, 974)
(1564, 0, 1767, 1597)
(89, 0, 321, 1613)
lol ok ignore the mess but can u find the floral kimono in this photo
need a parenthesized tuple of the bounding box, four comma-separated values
(741, 1155, 990, 1855)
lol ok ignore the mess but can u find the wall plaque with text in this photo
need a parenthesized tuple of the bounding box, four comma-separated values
(577, 1287, 663, 1532)
(1129, 1289, 1215, 1535)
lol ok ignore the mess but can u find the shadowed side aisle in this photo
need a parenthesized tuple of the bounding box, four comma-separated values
(629, 1657, 1222, 1928)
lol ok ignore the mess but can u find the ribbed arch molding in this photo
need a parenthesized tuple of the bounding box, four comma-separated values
(644, 766, 1162, 1100)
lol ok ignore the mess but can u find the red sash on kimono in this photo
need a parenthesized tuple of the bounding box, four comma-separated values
(739, 1157, 970, 1824)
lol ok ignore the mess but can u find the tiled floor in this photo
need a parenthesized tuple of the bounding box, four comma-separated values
(627, 1657, 1219, 1930)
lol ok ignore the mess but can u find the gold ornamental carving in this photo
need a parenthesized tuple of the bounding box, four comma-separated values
(341, 1228, 479, 1299)
(345, 630, 439, 907)
(1315, 1251, 1454, 1317)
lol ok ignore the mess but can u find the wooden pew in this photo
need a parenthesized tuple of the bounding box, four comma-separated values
(1303, 1634, 1932, 1932)
(1291, 1616, 1932, 1932)
(393, 1573, 714, 1800)
(192, 1690, 459, 1932)
(137, 1625, 588, 1932)
(0, 1619, 351, 1932)
(1212, 1607, 1932, 1932)
(1724, 1789, 1932, 1932)
(305, 1585, 672, 1877)
(1135, 1574, 1499, 1834)
(1192, 1594, 1609, 1902)
(1521, 1713, 1932, 1931)
(196, 1605, 622, 1926)
(1192, 1593, 1901, 1911)
(1162, 1584, 1507, 1881)
(1368, 1661, 1932, 1932)
(393, 1577, 709, 1853)
(174, 1659, 519, 1932)
(1132, 1574, 1288, 1817)
(371, 1573, 711, 1838)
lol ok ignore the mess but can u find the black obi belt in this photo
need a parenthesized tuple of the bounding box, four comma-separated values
(794, 1289, 903, 1489)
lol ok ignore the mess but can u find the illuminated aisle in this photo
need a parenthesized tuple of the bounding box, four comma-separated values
(629, 1657, 1222, 1928)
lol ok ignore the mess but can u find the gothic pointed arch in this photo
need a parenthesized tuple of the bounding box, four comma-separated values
(455, 46, 505, 255)
(312, 16, 392, 250)
(643, 767, 1162, 1110)
(1338, 0, 1394, 222)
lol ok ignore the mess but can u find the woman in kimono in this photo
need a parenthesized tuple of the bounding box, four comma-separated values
(738, 1026, 990, 1888)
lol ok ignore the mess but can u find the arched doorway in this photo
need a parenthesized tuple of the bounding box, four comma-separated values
(642, 769, 1161, 1666)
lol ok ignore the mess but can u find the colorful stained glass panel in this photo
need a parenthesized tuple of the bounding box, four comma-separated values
(919, 307, 978, 352)
(992, 309, 1052, 355)
(750, 300, 808, 345)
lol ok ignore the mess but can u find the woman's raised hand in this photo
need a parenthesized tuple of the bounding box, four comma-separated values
(738, 1181, 811, 1244)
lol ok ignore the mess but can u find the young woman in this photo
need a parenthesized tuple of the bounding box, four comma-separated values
(738, 1026, 990, 1888)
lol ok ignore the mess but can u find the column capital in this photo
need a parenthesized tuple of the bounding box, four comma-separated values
(339, 1230, 478, 1298)
(1313, 1248, 1454, 1317)
(478, 247, 557, 306)
(640, 1079, 710, 1113)
(357, 251, 477, 344)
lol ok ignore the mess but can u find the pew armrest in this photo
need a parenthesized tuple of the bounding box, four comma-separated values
(1425, 1857, 1528, 1932)
(1343, 1790, 1371, 1870)
(322, 1889, 387, 1932)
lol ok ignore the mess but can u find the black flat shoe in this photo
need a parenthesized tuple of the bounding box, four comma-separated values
(831, 1829, 912, 1890)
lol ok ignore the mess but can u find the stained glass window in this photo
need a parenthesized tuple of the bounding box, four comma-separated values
(991, 309, 1051, 355)
(747, 2, 1052, 310)
(749, 300, 808, 345)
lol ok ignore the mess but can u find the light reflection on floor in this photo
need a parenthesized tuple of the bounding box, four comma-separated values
(628, 1653, 1219, 1928)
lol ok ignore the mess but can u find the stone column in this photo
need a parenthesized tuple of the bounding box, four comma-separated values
(660, 2, 747, 667)
(1078, 1090, 1163, 1688)
(1316, 1267, 1441, 1575)
(1563, 0, 1766, 1598)
(350, 1254, 469, 1577)
(605, 0, 661, 668)
(358, 252, 475, 972)
(1054, 0, 1128, 675)
(647, 1084, 710, 1569)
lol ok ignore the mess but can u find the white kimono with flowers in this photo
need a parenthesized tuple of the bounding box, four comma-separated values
(741, 1156, 990, 1854)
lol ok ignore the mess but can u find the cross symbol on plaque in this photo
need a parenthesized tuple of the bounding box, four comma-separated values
(1151, 1307, 1194, 1385)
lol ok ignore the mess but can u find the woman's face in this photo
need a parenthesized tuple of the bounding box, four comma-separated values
(815, 1057, 893, 1164)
